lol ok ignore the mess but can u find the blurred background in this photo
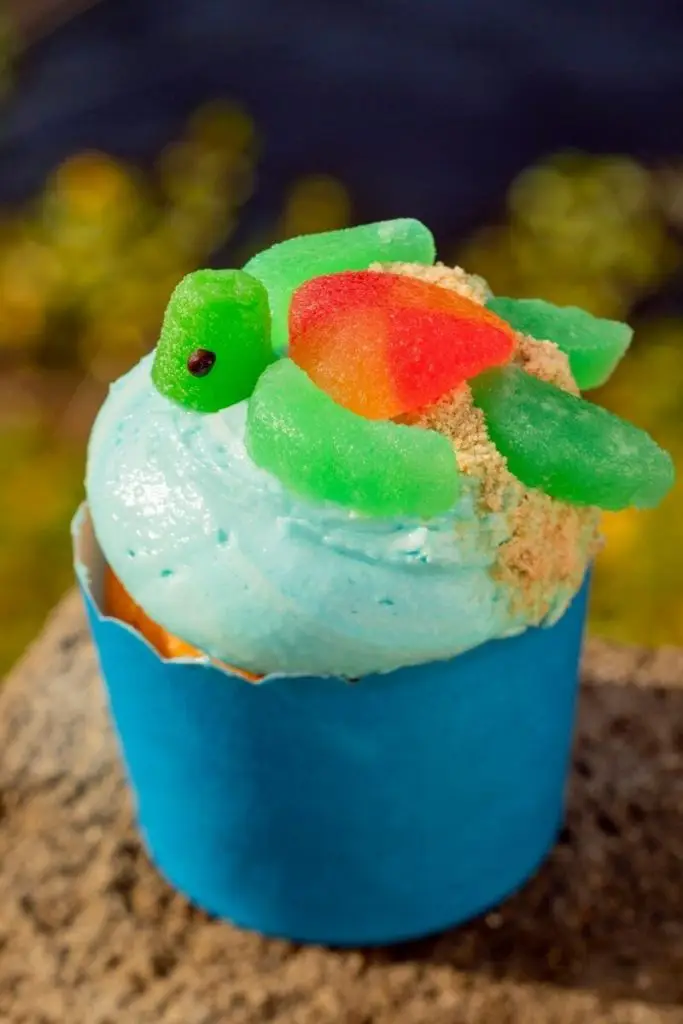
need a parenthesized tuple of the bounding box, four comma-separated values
(1, 0, 682, 674)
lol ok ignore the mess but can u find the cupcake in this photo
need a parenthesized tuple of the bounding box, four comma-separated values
(75, 218, 674, 945)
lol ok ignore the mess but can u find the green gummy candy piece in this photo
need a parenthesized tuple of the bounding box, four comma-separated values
(486, 296, 633, 390)
(152, 269, 275, 413)
(244, 218, 436, 354)
(471, 365, 675, 510)
(246, 360, 459, 518)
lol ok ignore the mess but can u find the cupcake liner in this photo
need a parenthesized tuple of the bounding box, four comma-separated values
(73, 502, 589, 946)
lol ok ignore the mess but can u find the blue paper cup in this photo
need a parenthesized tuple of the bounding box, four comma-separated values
(73, 504, 588, 946)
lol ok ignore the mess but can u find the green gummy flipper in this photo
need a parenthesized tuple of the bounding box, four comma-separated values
(471, 365, 675, 510)
(244, 219, 436, 355)
(246, 359, 459, 518)
(487, 296, 633, 390)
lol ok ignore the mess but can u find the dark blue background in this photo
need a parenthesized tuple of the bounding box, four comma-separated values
(4, 0, 683, 244)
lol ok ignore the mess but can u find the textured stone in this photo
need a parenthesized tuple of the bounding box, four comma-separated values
(1, 591, 683, 1023)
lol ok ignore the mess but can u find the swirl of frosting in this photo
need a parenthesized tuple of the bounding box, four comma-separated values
(86, 352, 584, 677)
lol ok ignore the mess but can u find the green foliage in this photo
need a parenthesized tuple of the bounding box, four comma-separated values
(589, 323, 683, 646)
(461, 153, 683, 647)
(460, 152, 679, 319)
(0, 103, 354, 676)
(0, 421, 83, 671)
(0, 100, 261, 675)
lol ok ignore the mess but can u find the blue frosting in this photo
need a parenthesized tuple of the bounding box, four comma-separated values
(86, 355, 568, 676)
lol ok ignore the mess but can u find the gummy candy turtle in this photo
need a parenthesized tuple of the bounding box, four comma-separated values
(151, 220, 674, 519)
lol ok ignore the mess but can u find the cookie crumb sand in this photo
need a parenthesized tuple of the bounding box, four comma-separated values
(372, 261, 490, 304)
(515, 335, 579, 394)
(395, 261, 601, 623)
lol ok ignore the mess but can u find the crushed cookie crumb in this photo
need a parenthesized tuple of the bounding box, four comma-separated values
(416, 379, 601, 622)
(494, 493, 602, 622)
(371, 261, 489, 304)
(414, 386, 513, 514)
(391, 261, 602, 623)
(515, 335, 579, 394)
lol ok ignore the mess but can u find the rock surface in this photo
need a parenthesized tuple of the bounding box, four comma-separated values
(1, 591, 683, 1023)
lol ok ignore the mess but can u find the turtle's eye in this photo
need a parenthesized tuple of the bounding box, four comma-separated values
(187, 348, 217, 377)
(152, 269, 275, 413)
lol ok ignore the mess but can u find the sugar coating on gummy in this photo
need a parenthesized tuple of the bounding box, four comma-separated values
(471, 365, 675, 510)
(246, 359, 460, 518)
(152, 269, 275, 413)
(244, 219, 436, 355)
(487, 296, 633, 390)
(290, 271, 517, 419)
